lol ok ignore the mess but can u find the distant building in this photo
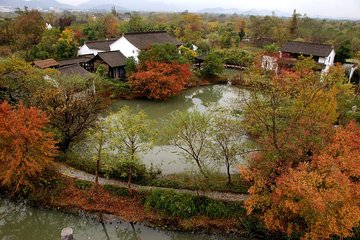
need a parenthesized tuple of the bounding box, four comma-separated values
(78, 31, 181, 61)
(261, 41, 336, 73)
(280, 41, 335, 71)
(32, 59, 59, 69)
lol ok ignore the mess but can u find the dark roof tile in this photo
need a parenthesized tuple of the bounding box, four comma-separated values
(90, 51, 127, 68)
(281, 41, 334, 57)
(58, 64, 92, 76)
(124, 31, 181, 50)
(33, 59, 59, 69)
(85, 38, 118, 51)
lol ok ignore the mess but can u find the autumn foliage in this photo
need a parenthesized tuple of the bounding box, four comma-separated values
(243, 122, 360, 239)
(0, 101, 57, 192)
(129, 61, 192, 100)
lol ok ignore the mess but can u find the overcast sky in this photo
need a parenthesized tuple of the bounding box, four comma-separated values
(57, 0, 360, 19)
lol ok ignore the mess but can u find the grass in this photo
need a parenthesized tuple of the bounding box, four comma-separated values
(146, 172, 250, 194)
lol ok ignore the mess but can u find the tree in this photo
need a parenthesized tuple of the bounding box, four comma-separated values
(36, 74, 107, 152)
(129, 61, 192, 100)
(103, 14, 119, 38)
(14, 9, 45, 51)
(106, 106, 155, 194)
(58, 17, 72, 31)
(201, 52, 224, 78)
(0, 56, 56, 104)
(86, 119, 109, 185)
(289, 9, 299, 38)
(257, 122, 360, 239)
(240, 58, 356, 239)
(0, 101, 57, 193)
(163, 110, 212, 178)
(335, 40, 352, 63)
(210, 114, 247, 184)
(138, 44, 187, 64)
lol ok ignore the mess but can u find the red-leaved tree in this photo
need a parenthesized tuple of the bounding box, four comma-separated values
(129, 61, 192, 100)
(244, 122, 360, 239)
(0, 101, 57, 192)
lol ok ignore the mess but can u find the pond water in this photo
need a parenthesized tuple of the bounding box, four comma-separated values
(0, 199, 240, 240)
(74, 84, 248, 174)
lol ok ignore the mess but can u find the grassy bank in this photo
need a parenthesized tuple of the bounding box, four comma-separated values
(1, 174, 261, 237)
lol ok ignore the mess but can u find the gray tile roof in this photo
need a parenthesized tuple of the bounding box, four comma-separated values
(281, 41, 334, 57)
(58, 64, 93, 76)
(85, 38, 118, 51)
(91, 51, 127, 68)
(124, 31, 181, 50)
(58, 54, 94, 67)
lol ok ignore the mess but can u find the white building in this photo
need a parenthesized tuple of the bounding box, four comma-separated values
(78, 31, 181, 61)
(280, 41, 336, 71)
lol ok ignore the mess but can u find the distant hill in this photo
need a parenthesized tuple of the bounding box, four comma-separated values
(0, 0, 72, 10)
(198, 7, 291, 17)
(78, 0, 174, 12)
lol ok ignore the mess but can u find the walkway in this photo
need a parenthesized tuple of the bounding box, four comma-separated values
(56, 163, 248, 202)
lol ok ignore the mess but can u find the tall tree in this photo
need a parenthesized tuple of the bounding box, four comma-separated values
(36, 75, 107, 152)
(210, 114, 247, 184)
(289, 9, 299, 38)
(163, 110, 212, 178)
(0, 101, 57, 193)
(106, 106, 155, 194)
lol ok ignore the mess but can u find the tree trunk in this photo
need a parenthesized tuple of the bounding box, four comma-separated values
(226, 162, 232, 185)
(95, 159, 100, 185)
(128, 166, 133, 197)
(195, 159, 208, 178)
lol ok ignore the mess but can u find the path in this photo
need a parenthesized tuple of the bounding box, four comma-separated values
(56, 163, 248, 202)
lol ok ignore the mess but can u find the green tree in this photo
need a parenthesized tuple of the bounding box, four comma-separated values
(201, 52, 224, 78)
(86, 119, 109, 185)
(210, 114, 246, 184)
(138, 44, 187, 64)
(289, 9, 299, 38)
(106, 106, 156, 194)
(335, 40, 352, 63)
(163, 110, 212, 178)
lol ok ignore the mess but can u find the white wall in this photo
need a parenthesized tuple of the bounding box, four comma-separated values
(78, 44, 103, 56)
(327, 49, 336, 66)
(110, 37, 140, 60)
(318, 57, 326, 64)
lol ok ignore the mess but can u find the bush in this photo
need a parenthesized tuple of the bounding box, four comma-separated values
(74, 179, 92, 190)
(103, 184, 130, 197)
(105, 160, 147, 184)
(145, 190, 197, 218)
(145, 189, 244, 219)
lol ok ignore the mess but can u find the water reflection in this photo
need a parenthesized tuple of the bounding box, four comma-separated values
(0, 199, 239, 240)
(74, 85, 247, 174)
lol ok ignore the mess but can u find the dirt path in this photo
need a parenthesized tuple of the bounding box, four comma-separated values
(56, 163, 248, 202)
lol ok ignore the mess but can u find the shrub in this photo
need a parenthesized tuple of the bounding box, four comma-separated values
(105, 160, 147, 184)
(145, 190, 197, 218)
(103, 184, 130, 197)
(74, 179, 92, 190)
(145, 189, 243, 219)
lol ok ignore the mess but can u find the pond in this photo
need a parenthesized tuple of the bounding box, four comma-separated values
(74, 84, 248, 174)
(0, 199, 241, 240)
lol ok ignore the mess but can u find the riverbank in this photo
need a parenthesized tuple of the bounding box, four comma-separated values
(4, 171, 254, 238)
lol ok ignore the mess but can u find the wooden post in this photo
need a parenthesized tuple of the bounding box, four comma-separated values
(61, 227, 73, 240)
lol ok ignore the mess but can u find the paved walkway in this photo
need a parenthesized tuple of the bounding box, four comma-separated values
(56, 163, 248, 202)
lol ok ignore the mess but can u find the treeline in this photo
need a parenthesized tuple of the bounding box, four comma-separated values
(1, 8, 360, 61)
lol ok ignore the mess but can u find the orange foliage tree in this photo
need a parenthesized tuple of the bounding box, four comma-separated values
(240, 59, 357, 239)
(258, 122, 360, 239)
(0, 101, 57, 192)
(129, 61, 192, 100)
